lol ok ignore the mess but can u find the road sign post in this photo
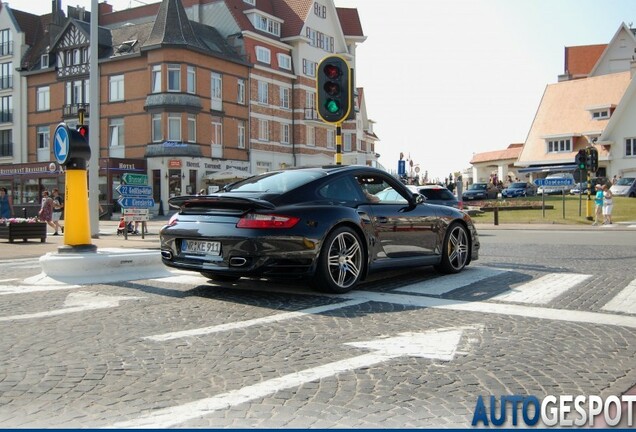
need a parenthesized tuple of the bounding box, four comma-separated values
(118, 174, 153, 239)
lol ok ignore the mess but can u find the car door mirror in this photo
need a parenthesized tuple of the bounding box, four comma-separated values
(412, 193, 425, 204)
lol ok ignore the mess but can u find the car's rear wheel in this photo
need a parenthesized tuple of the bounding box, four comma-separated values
(313, 226, 364, 294)
(435, 222, 469, 274)
(200, 272, 241, 283)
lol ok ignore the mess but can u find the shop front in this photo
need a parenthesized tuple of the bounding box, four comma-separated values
(0, 162, 65, 217)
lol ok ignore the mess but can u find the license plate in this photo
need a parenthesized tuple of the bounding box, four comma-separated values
(181, 239, 221, 256)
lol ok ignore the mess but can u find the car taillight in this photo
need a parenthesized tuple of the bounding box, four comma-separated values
(167, 213, 179, 227)
(236, 213, 300, 229)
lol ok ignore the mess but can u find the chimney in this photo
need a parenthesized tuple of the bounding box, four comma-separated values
(99, 1, 113, 16)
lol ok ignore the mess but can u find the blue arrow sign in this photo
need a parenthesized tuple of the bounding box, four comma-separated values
(534, 178, 575, 187)
(116, 185, 153, 197)
(118, 197, 155, 208)
(398, 160, 406, 176)
(53, 124, 70, 165)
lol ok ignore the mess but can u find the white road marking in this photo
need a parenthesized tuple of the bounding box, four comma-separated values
(395, 266, 508, 296)
(0, 291, 142, 321)
(602, 279, 636, 314)
(493, 273, 591, 304)
(112, 328, 467, 428)
(0, 283, 80, 295)
(145, 298, 370, 341)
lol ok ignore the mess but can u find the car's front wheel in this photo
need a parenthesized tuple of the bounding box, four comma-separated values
(435, 222, 470, 274)
(313, 226, 364, 294)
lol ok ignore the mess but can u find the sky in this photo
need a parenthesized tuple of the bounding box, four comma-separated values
(6, 0, 636, 181)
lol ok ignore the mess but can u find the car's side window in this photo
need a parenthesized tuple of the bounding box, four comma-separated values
(356, 175, 407, 204)
(318, 177, 363, 202)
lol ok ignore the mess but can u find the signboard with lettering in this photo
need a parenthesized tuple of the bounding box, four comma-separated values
(121, 173, 148, 185)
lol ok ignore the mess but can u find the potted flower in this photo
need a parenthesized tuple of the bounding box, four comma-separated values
(0, 217, 47, 243)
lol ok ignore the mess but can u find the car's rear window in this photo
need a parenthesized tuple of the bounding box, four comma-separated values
(510, 182, 527, 188)
(420, 188, 455, 200)
(226, 170, 324, 193)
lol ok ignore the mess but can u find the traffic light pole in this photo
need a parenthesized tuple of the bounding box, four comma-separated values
(586, 167, 593, 221)
(335, 123, 342, 165)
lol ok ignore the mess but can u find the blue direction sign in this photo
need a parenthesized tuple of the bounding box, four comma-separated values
(398, 160, 406, 176)
(118, 197, 155, 208)
(53, 124, 70, 165)
(533, 178, 575, 187)
(116, 185, 153, 197)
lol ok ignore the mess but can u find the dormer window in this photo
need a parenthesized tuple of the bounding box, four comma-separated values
(243, 0, 255, 5)
(40, 53, 49, 69)
(246, 11, 282, 37)
(255, 46, 271, 64)
(544, 135, 575, 153)
(587, 104, 615, 121)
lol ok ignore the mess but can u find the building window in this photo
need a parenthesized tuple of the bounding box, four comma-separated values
(152, 113, 162, 142)
(302, 59, 317, 77)
(237, 79, 245, 105)
(307, 126, 315, 146)
(258, 81, 268, 104)
(0, 96, 11, 123)
(151, 65, 161, 93)
(40, 53, 48, 69)
(187, 114, 196, 143)
(626, 138, 636, 157)
(109, 118, 124, 147)
(167, 64, 180, 92)
(281, 123, 290, 144)
(211, 121, 222, 157)
(0, 29, 12, 56)
(255, 46, 271, 64)
(168, 113, 181, 141)
(250, 14, 281, 37)
(280, 87, 290, 109)
(186, 66, 196, 94)
(277, 53, 292, 70)
(211, 72, 222, 111)
(37, 87, 50, 111)
(243, 0, 255, 5)
(0, 129, 11, 157)
(343, 133, 352, 152)
(109, 74, 124, 102)
(306, 91, 315, 110)
(258, 119, 269, 141)
(37, 126, 50, 149)
(238, 120, 246, 149)
(0, 62, 12, 89)
(547, 138, 571, 153)
(314, 2, 327, 18)
(327, 129, 335, 149)
(591, 110, 609, 120)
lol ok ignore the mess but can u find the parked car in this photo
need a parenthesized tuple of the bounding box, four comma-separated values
(405, 184, 462, 209)
(570, 177, 610, 195)
(501, 182, 537, 198)
(610, 177, 636, 197)
(160, 166, 480, 294)
(536, 173, 575, 195)
(462, 182, 499, 201)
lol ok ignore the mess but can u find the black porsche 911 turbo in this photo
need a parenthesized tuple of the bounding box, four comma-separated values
(160, 165, 480, 293)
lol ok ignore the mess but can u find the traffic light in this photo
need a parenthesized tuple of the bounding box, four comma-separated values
(586, 147, 598, 172)
(316, 55, 352, 124)
(575, 149, 586, 170)
(76, 124, 88, 140)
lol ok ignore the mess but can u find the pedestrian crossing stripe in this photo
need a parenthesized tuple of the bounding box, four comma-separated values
(602, 278, 636, 314)
(493, 273, 591, 305)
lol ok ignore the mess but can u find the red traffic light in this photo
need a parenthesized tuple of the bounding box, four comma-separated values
(323, 64, 341, 79)
(76, 125, 88, 138)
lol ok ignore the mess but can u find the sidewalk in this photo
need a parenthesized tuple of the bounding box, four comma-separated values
(0, 219, 167, 260)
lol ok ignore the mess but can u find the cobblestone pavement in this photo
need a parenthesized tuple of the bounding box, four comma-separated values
(0, 227, 634, 428)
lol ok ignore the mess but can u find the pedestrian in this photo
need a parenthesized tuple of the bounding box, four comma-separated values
(592, 184, 603, 226)
(0, 187, 13, 219)
(51, 188, 64, 235)
(38, 190, 57, 233)
(602, 184, 613, 225)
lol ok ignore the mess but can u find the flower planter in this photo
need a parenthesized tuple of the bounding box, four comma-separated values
(0, 222, 47, 243)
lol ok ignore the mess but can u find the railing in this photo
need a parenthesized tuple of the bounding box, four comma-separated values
(0, 41, 13, 57)
(0, 75, 12, 89)
(0, 141, 13, 157)
(62, 103, 90, 118)
(304, 108, 319, 121)
(0, 110, 12, 123)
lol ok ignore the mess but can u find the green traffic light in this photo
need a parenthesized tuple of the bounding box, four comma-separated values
(325, 99, 340, 113)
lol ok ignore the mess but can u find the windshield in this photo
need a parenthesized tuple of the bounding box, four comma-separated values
(225, 170, 324, 193)
(616, 177, 635, 186)
(468, 184, 487, 190)
(509, 182, 527, 188)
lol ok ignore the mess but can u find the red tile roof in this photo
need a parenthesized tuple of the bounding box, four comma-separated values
(336, 7, 363, 37)
(564, 44, 606, 78)
(470, 144, 523, 164)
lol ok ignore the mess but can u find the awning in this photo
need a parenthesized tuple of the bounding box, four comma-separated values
(517, 164, 577, 174)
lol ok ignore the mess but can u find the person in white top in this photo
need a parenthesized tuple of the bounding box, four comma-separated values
(602, 184, 613, 225)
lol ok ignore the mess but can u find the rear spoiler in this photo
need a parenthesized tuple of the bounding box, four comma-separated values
(168, 195, 275, 210)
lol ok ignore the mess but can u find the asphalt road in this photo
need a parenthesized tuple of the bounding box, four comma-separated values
(0, 224, 635, 427)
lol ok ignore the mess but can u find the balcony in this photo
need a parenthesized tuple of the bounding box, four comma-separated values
(0, 75, 13, 90)
(0, 41, 13, 57)
(304, 108, 320, 121)
(63, 104, 90, 119)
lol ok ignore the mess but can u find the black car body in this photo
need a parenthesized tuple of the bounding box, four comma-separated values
(501, 182, 536, 198)
(462, 182, 498, 201)
(160, 166, 480, 293)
